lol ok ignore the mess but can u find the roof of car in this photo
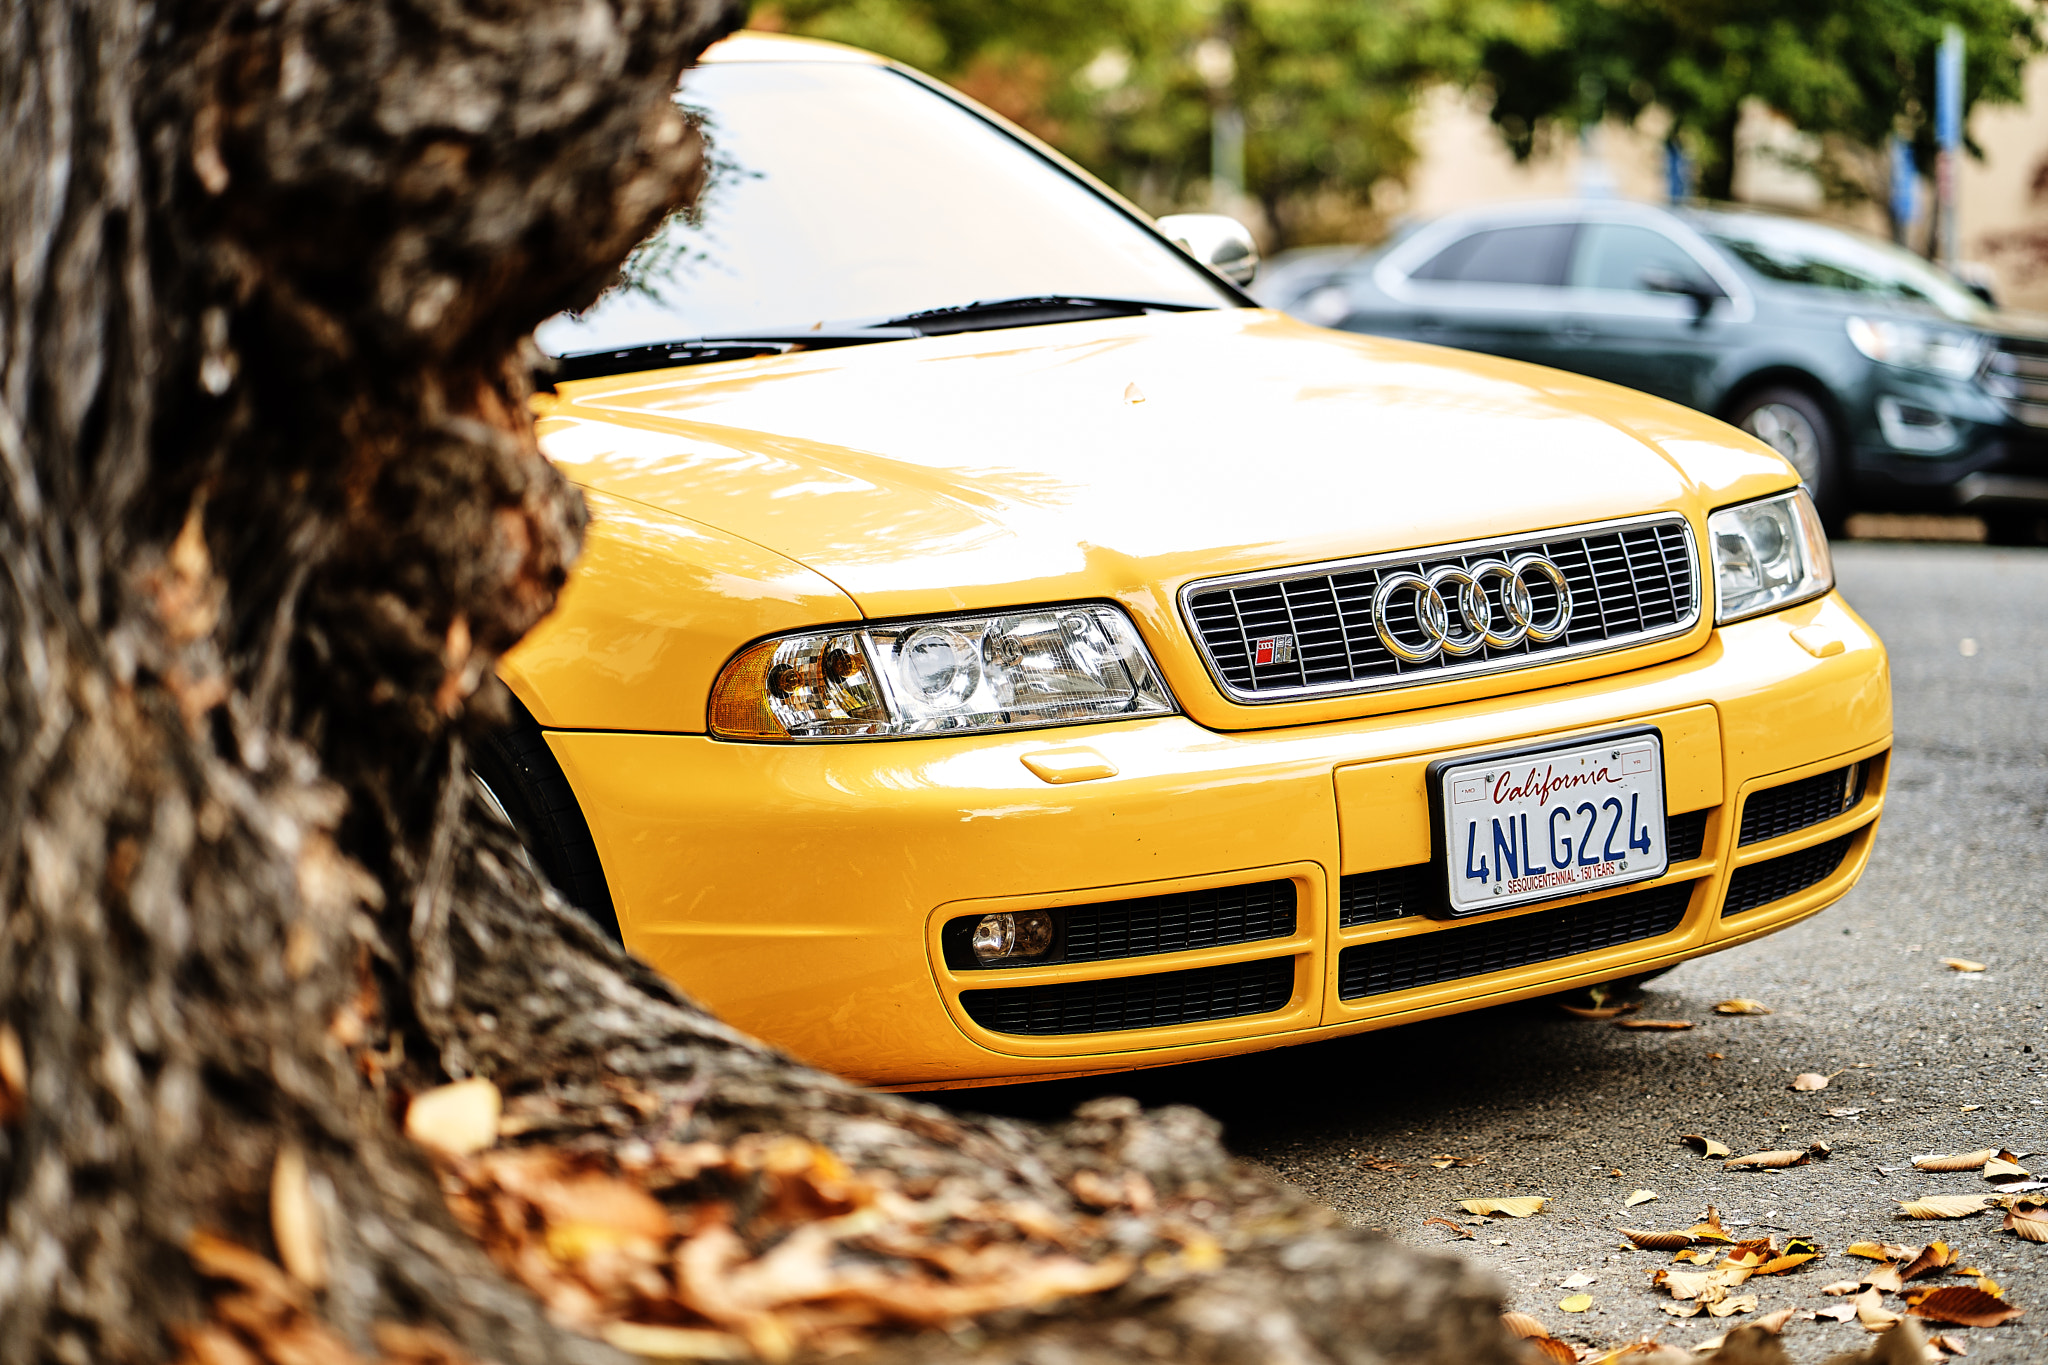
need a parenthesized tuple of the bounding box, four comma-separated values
(699, 30, 883, 64)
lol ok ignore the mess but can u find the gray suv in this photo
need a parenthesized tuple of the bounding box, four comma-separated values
(1260, 201, 2048, 542)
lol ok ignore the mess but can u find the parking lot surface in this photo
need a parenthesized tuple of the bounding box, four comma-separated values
(943, 539, 2048, 1361)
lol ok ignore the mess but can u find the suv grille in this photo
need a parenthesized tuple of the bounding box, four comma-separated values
(1722, 836, 1851, 916)
(1739, 764, 1863, 846)
(1185, 516, 1697, 702)
(1337, 880, 1695, 999)
(959, 957, 1294, 1035)
(1989, 339, 2048, 428)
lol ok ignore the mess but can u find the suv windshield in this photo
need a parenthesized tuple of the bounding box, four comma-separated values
(1695, 212, 1988, 323)
(536, 60, 1235, 361)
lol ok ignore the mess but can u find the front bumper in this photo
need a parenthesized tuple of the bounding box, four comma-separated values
(548, 592, 1890, 1088)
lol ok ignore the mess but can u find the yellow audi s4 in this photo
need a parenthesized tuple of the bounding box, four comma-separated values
(488, 32, 1891, 1090)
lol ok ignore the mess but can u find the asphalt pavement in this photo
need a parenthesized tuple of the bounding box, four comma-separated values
(940, 538, 2048, 1361)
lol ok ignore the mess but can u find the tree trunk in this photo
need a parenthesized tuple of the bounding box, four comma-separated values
(1698, 102, 1743, 202)
(0, 2, 1525, 1363)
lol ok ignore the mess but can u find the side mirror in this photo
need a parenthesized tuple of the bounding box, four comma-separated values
(1157, 213, 1260, 288)
(1640, 268, 1723, 323)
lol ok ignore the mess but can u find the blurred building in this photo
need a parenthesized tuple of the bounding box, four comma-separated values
(1386, 63, 2048, 312)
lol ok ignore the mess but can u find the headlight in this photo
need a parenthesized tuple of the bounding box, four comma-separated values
(1709, 489, 1833, 624)
(709, 604, 1177, 740)
(1845, 316, 1987, 379)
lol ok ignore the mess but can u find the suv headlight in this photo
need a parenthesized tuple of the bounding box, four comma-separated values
(1845, 316, 1988, 379)
(710, 604, 1177, 741)
(1709, 489, 1833, 624)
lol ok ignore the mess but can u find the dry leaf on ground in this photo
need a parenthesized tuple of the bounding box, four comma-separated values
(1790, 1072, 1836, 1092)
(1714, 999, 1773, 1015)
(2002, 1205, 2048, 1243)
(1626, 1189, 1658, 1208)
(1983, 1155, 2032, 1184)
(1914, 1151, 1998, 1173)
(1865, 1264, 1906, 1294)
(1900, 1196, 1996, 1220)
(1682, 1136, 1734, 1159)
(405, 1077, 503, 1159)
(1753, 1306, 1798, 1334)
(1906, 1286, 2026, 1327)
(1847, 1242, 1910, 1261)
(1526, 1339, 1578, 1364)
(1930, 1333, 1970, 1357)
(1707, 1293, 1758, 1318)
(1423, 1217, 1476, 1240)
(1559, 1293, 1593, 1313)
(1726, 1150, 1810, 1171)
(1621, 1228, 1693, 1250)
(1815, 1303, 1858, 1323)
(1662, 1300, 1703, 1319)
(1828, 1107, 1865, 1118)
(1500, 1311, 1550, 1339)
(600, 1323, 749, 1360)
(1562, 1001, 1639, 1020)
(1562, 1272, 1597, 1289)
(1855, 1287, 1902, 1332)
(1824, 1280, 1867, 1295)
(1900, 1243, 1959, 1282)
(1462, 1197, 1549, 1218)
(1653, 1266, 1754, 1300)
(1616, 1018, 1694, 1030)
(1686, 1207, 1738, 1243)
(1940, 958, 1986, 973)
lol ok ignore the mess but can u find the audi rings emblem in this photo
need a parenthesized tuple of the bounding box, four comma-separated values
(1371, 555, 1573, 663)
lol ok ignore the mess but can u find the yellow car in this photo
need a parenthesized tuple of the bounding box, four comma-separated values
(486, 33, 1890, 1090)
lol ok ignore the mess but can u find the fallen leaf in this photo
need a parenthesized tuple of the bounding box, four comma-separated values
(1828, 1107, 1865, 1118)
(1725, 1149, 1810, 1170)
(2002, 1206, 2048, 1243)
(1359, 1158, 1408, 1172)
(1900, 1196, 1996, 1220)
(1682, 1136, 1734, 1159)
(1654, 1266, 1754, 1300)
(1900, 1243, 1959, 1282)
(1982, 1156, 2032, 1185)
(1674, 1246, 1721, 1265)
(1685, 1206, 1738, 1243)
(1856, 1287, 1902, 1332)
(1790, 1072, 1836, 1092)
(1961, 1105, 1983, 1113)
(1714, 999, 1774, 1015)
(1930, 1333, 1970, 1357)
(1906, 1286, 2025, 1327)
(1867, 1264, 1906, 1293)
(405, 1078, 502, 1159)
(1616, 1018, 1694, 1030)
(1940, 958, 1986, 973)
(600, 1323, 750, 1360)
(1559, 1293, 1593, 1313)
(1620, 1228, 1693, 1250)
(1562, 1272, 1597, 1289)
(1460, 1198, 1548, 1218)
(1754, 1306, 1799, 1334)
(269, 1142, 327, 1290)
(1627, 1189, 1658, 1208)
(1847, 1242, 1910, 1261)
(1422, 1216, 1476, 1239)
(1527, 1339, 1578, 1363)
(1663, 1301, 1704, 1319)
(1810, 1140, 1835, 1159)
(1749, 1238, 1821, 1275)
(1971, 1276, 2002, 1298)
(1707, 1293, 1758, 1318)
(1914, 1151, 1999, 1173)
(1500, 1311, 1549, 1339)
(1824, 1280, 1868, 1295)
(1815, 1303, 1858, 1323)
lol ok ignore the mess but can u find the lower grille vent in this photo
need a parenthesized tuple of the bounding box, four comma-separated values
(1722, 836, 1852, 916)
(1739, 765, 1863, 845)
(1666, 810, 1711, 863)
(1339, 865, 1433, 926)
(1337, 880, 1694, 999)
(960, 957, 1294, 1035)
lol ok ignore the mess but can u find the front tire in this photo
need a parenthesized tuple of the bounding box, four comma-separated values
(471, 697, 623, 942)
(1728, 386, 1845, 534)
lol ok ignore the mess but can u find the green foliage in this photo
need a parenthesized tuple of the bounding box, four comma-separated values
(1478, 0, 2045, 202)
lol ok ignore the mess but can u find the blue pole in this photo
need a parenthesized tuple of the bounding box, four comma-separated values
(1936, 24, 1963, 263)
(1888, 134, 1918, 245)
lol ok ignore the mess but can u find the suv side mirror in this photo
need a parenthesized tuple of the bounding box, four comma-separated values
(1157, 213, 1260, 288)
(1640, 268, 1724, 323)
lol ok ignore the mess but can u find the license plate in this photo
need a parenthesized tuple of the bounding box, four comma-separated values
(1430, 730, 1667, 917)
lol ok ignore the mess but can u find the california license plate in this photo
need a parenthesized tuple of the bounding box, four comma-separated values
(1429, 730, 1667, 917)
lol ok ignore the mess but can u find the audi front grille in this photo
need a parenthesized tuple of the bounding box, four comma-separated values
(1181, 514, 1699, 702)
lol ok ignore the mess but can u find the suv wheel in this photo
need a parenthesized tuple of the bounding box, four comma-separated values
(1728, 387, 1844, 533)
(470, 698, 623, 942)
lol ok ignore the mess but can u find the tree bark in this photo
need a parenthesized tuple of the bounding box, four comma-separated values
(0, 2, 1525, 1363)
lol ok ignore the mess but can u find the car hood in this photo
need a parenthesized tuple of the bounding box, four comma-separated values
(537, 308, 1786, 621)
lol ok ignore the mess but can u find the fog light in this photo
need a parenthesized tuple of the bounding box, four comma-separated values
(970, 909, 1055, 964)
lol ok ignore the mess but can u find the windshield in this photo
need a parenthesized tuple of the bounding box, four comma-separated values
(1695, 213, 1988, 323)
(536, 61, 1234, 357)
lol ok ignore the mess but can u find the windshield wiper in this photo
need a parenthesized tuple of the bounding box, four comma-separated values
(548, 297, 1213, 382)
(882, 295, 1212, 335)
(550, 328, 921, 383)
